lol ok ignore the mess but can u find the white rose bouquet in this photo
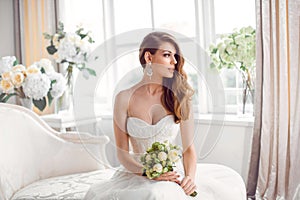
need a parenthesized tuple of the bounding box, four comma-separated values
(0, 56, 66, 111)
(43, 22, 96, 86)
(140, 141, 197, 197)
(140, 141, 182, 179)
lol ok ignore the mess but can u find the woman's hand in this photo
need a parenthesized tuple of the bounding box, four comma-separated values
(153, 171, 180, 184)
(180, 175, 197, 196)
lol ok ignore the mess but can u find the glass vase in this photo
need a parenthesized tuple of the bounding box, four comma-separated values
(55, 63, 74, 114)
(20, 97, 33, 110)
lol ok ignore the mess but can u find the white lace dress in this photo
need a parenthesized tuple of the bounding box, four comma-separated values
(84, 115, 246, 200)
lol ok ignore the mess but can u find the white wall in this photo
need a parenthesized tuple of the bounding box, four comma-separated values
(0, 0, 15, 57)
(96, 115, 253, 183)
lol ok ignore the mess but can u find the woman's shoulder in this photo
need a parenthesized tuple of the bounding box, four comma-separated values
(114, 84, 139, 104)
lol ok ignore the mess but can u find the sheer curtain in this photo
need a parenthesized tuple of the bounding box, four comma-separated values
(17, 0, 57, 66)
(247, 0, 300, 199)
(14, 0, 57, 114)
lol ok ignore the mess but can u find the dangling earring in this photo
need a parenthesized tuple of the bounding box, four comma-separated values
(146, 62, 153, 80)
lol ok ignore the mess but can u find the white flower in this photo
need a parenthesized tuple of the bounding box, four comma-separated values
(152, 163, 163, 173)
(36, 58, 55, 73)
(145, 154, 152, 162)
(23, 73, 51, 100)
(158, 151, 167, 161)
(11, 72, 24, 88)
(0, 56, 16, 73)
(168, 149, 180, 162)
(0, 79, 14, 93)
(1, 71, 12, 80)
(47, 72, 66, 98)
(26, 65, 41, 75)
(12, 64, 26, 73)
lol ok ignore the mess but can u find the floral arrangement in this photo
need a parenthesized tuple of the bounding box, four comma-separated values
(140, 141, 182, 179)
(209, 26, 256, 114)
(140, 141, 197, 197)
(0, 56, 66, 111)
(43, 22, 96, 86)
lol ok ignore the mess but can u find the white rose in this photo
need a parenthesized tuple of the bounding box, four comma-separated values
(0, 79, 14, 93)
(0, 56, 16, 73)
(12, 64, 26, 73)
(152, 163, 163, 173)
(11, 72, 24, 88)
(168, 149, 180, 162)
(145, 154, 152, 162)
(158, 152, 167, 161)
(26, 65, 41, 75)
(37, 58, 55, 73)
(47, 72, 66, 98)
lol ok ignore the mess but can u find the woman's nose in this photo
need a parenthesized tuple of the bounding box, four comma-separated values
(172, 55, 177, 64)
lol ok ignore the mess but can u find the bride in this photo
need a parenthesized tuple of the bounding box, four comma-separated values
(84, 31, 246, 199)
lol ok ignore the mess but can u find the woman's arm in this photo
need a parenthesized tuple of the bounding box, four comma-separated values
(180, 106, 197, 195)
(113, 91, 144, 175)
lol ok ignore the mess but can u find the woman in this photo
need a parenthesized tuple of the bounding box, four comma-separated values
(85, 32, 246, 200)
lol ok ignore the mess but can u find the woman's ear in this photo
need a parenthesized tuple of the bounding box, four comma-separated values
(144, 51, 152, 63)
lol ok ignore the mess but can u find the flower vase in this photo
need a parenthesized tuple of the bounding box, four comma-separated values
(55, 84, 73, 114)
(54, 63, 75, 114)
(238, 77, 255, 116)
(20, 97, 33, 110)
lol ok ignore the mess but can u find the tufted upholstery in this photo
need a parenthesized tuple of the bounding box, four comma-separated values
(0, 103, 111, 200)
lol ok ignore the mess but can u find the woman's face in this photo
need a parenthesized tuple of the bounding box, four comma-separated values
(150, 42, 177, 79)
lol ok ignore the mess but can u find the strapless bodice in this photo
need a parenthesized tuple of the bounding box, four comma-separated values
(127, 115, 180, 155)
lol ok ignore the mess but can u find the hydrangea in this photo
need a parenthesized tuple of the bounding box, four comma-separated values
(22, 73, 51, 100)
(209, 26, 256, 72)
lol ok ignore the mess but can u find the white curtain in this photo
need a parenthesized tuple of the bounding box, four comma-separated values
(247, 0, 300, 199)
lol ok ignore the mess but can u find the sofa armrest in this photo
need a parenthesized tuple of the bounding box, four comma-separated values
(59, 132, 109, 144)
(58, 132, 111, 168)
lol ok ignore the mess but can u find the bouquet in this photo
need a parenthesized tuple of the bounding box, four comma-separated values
(140, 141, 197, 197)
(43, 22, 96, 86)
(209, 26, 256, 113)
(0, 56, 66, 111)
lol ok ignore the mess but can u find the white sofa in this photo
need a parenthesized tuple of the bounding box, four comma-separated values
(0, 103, 115, 200)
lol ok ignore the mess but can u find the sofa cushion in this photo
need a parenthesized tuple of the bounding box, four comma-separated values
(11, 169, 115, 200)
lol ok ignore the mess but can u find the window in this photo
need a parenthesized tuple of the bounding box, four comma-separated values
(214, 0, 256, 114)
(58, 0, 256, 115)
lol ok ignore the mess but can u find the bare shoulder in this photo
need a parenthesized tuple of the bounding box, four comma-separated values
(114, 85, 138, 109)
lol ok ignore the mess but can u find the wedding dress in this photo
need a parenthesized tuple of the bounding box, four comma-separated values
(84, 115, 246, 200)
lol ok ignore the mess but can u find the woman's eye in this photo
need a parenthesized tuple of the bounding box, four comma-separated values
(163, 54, 170, 57)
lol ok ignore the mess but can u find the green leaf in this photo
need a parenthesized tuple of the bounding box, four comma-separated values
(210, 63, 216, 69)
(0, 93, 16, 102)
(211, 48, 218, 54)
(46, 45, 57, 55)
(47, 92, 54, 106)
(0, 93, 6, 102)
(43, 32, 52, 39)
(85, 68, 96, 76)
(88, 37, 95, 43)
(40, 67, 46, 74)
(13, 59, 19, 66)
(58, 21, 64, 32)
(33, 97, 47, 111)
